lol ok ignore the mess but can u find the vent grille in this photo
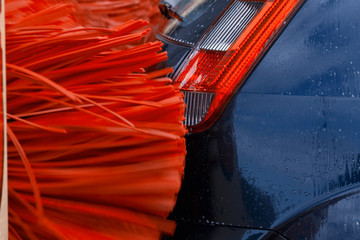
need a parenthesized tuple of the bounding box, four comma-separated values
(200, 1, 265, 51)
(183, 91, 215, 126)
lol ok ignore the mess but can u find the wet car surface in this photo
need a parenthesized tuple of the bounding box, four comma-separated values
(158, 0, 360, 239)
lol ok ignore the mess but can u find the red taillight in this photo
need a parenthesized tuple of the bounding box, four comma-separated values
(173, 0, 305, 131)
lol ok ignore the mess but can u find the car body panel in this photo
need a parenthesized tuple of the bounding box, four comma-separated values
(158, 0, 360, 238)
(165, 223, 286, 240)
(280, 191, 360, 239)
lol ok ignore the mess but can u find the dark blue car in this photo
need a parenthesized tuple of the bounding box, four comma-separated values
(156, 0, 360, 239)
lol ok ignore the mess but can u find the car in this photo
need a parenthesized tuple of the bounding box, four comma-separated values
(155, 0, 360, 239)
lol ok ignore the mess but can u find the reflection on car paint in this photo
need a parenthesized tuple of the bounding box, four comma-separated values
(169, 0, 360, 239)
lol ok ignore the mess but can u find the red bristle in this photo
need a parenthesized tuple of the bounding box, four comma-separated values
(7, 0, 186, 239)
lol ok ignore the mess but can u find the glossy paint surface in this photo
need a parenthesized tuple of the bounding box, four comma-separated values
(154, 41, 190, 75)
(281, 191, 360, 239)
(169, 0, 360, 238)
(164, 223, 286, 240)
(157, 0, 231, 46)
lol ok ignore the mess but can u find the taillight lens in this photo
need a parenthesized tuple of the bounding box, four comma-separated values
(173, 0, 305, 131)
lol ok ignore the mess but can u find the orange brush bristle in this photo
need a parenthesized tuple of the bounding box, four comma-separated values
(6, 1, 186, 239)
